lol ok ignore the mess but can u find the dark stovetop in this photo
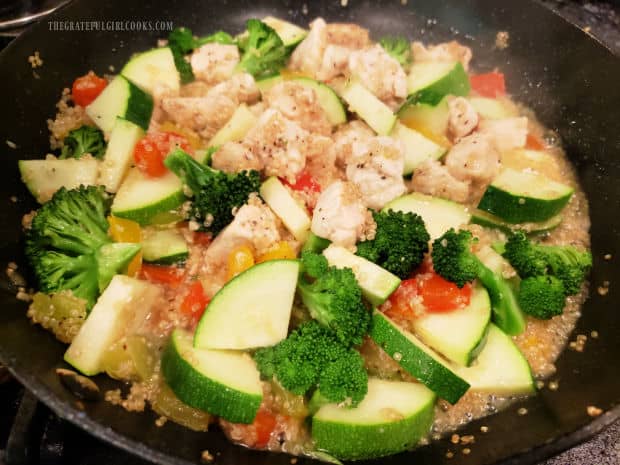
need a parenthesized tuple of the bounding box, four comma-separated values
(1, 1, 619, 465)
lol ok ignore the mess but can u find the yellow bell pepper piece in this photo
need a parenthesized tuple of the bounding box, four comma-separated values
(256, 241, 296, 263)
(226, 244, 255, 281)
(108, 216, 142, 277)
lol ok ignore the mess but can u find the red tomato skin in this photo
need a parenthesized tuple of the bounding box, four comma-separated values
(253, 409, 278, 447)
(180, 280, 210, 326)
(133, 132, 193, 177)
(72, 73, 107, 107)
(139, 264, 185, 287)
(470, 72, 506, 98)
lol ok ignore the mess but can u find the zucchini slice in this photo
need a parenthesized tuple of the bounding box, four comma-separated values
(260, 176, 311, 242)
(341, 80, 397, 135)
(98, 117, 144, 193)
(370, 311, 470, 403)
(322, 245, 401, 306)
(85, 75, 153, 136)
(383, 192, 471, 240)
(471, 209, 563, 234)
(142, 229, 189, 265)
(411, 285, 491, 366)
(162, 328, 263, 424)
(455, 324, 535, 395)
(406, 61, 470, 105)
(312, 378, 435, 460)
(111, 168, 185, 225)
(194, 260, 300, 350)
(290, 77, 347, 126)
(477, 168, 574, 223)
(262, 16, 307, 47)
(209, 104, 257, 147)
(19, 158, 100, 203)
(121, 47, 180, 96)
(390, 122, 447, 175)
(64, 276, 160, 376)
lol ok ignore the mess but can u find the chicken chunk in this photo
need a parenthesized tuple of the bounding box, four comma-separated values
(311, 181, 374, 249)
(264, 82, 332, 136)
(208, 73, 260, 106)
(348, 45, 408, 103)
(243, 109, 309, 183)
(448, 96, 479, 141)
(325, 23, 371, 49)
(330, 120, 375, 169)
(160, 74, 259, 140)
(411, 159, 470, 203)
(411, 40, 473, 71)
(317, 44, 352, 81)
(478, 117, 528, 152)
(289, 19, 368, 82)
(204, 195, 281, 264)
(190, 43, 240, 85)
(444, 133, 500, 185)
(299, 134, 336, 209)
(160, 93, 238, 140)
(346, 137, 407, 210)
(211, 141, 263, 173)
(289, 18, 328, 78)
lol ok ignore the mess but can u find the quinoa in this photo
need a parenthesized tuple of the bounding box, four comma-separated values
(47, 87, 93, 149)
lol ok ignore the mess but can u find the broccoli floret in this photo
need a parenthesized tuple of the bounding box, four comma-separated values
(379, 36, 412, 67)
(501, 231, 547, 278)
(356, 210, 430, 279)
(318, 349, 368, 405)
(235, 19, 290, 79)
(297, 252, 370, 346)
(164, 149, 260, 236)
(432, 228, 525, 335)
(254, 321, 368, 405)
(518, 275, 566, 319)
(300, 250, 329, 277)
(25, 186, 141, 309)
(167, 27, 235, 84)
(503, 231, 592, 295)
(60, 125, 106, 159)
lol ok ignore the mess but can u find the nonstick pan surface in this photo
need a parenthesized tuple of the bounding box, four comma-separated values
(0, 1, 618, 464)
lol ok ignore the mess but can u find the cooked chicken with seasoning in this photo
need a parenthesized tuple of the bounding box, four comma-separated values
(27, 15, 591, 464)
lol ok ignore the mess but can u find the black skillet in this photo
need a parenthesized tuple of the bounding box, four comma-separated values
(0, 1, 619, 464)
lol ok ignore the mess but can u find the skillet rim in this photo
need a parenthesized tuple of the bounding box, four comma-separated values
(0, 1, 618, 464)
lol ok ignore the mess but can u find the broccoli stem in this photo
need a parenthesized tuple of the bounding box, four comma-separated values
(475, 260, 526, 335)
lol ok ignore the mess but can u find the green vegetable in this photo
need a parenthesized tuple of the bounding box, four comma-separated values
(356, 210, 430, 279)
(379, 36, 412, 67)
(25, 186, 141, 309)
(297, 252, 371, 346)
(431, 228, 525, 335)
(502, 231, 592, 295)
(253, 321, 368, 406)
(167, 27, 235, 84)
(164, 149, 260, 236)
(518, 275, 566, 319)
(236, 19, 291, 80)
(60, 125, 106, 159)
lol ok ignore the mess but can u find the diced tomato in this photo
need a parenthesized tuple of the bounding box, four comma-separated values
(180, 280, 210, 326)
(384, 278, 419, 320)
(470, 72, 506, 98)
(192, 231, 213, 247)
(139, 264, 185, 287)
(384, 268, 472, 320)
(281, 170, 321, 194)
(253, 409, 277, 448)
(133, 132, 193, 177)
(417, 272, 472, 312)
(525, 133, 546, 151)
(71, 72, 107, 107)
